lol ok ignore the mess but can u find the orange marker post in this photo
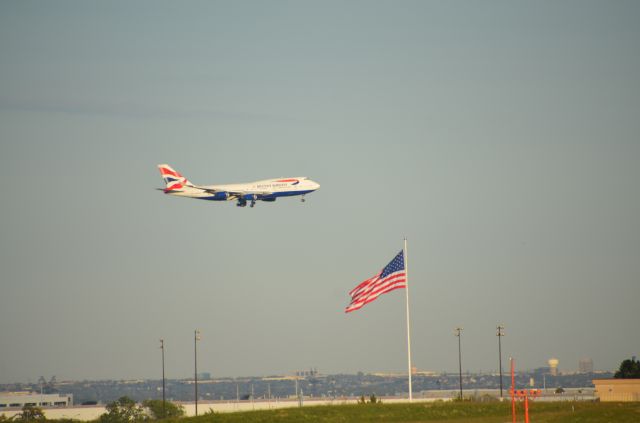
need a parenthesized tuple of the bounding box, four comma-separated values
(510, 358, 516, 423)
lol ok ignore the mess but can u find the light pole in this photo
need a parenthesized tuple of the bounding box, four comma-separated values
(454, 327, 463, 400)
(497, 325, 505, 398)
(160, 339, 165, 418)
(194, 329, 201, 416)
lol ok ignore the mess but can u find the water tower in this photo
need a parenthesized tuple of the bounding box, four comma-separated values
(548, 358, 559, 376)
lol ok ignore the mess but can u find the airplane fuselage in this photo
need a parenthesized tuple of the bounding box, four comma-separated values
(170, 178, 319, 201)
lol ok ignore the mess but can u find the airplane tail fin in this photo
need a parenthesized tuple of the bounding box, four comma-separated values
(157, 164, 193, 192)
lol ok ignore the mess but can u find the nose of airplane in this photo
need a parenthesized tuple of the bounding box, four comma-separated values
(311, 180, 320, 190)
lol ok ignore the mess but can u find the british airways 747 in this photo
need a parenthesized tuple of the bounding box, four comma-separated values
(158, 164, 320, 207)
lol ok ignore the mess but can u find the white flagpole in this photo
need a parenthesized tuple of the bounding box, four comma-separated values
(404, 237, 413, 401)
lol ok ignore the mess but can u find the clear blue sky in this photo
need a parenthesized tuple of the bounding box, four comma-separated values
(1, 1, 639, 383)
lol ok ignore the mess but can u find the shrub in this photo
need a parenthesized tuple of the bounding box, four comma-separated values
(142, 400, 184, 420)
(15, 405, 45, 422)
(99, 397, 146, 423)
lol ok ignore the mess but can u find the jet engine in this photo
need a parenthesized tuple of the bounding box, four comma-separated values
(211, 191, 229, 201)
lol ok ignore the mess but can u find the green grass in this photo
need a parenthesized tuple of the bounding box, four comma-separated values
(165, 401, 640, 423)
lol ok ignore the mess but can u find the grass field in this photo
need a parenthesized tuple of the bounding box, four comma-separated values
(172, 401, 640, 423)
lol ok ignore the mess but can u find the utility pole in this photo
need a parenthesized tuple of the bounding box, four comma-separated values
(497, 325, 505, 398)
(455, 327, 463, 400)
(160, 339, 165, 418)
(194, 329, 201, 416)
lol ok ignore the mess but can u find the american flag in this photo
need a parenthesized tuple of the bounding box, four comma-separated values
(345, 250, 406, 313)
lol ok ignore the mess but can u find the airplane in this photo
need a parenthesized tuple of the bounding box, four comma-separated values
(157, 164, 320, 207)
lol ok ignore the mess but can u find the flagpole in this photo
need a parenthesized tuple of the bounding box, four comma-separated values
(404, 237, 413, 401)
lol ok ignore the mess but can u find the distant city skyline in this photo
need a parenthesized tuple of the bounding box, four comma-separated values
(0, 355, 613, 385)
(1, 1, 638, 384)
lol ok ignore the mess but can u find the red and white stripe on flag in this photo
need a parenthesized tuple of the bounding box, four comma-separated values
(345, 250, 406, 313)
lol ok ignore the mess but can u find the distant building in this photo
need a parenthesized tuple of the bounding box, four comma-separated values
(295, 368, 318, 378)
(548, 358, 559, 376)
(593, 379, 640, 402)
(578, 358, 593, 373)
(0, 392, 73, 409)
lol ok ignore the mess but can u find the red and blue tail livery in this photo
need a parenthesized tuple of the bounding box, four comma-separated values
(157, 164, 319, 208)
(158, 164, 193, 191)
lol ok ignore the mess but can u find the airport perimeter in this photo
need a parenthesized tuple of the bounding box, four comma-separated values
(0, 388, 596, 421)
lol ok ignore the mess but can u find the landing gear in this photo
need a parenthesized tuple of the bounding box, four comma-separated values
(238, 195, 257, 208)
(301, 195, 306, 203)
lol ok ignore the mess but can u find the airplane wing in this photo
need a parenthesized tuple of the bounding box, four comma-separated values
(190, 186, 219, 194)
(228, 190, 274, 197)
(191, 185, 273, 198)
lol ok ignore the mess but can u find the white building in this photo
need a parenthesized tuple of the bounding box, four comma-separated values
(0, 392, 73, 409)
